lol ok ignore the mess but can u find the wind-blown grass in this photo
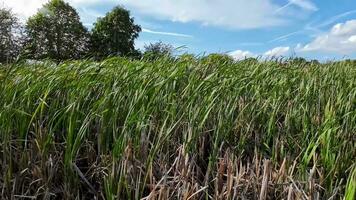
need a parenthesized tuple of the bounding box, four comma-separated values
(0, 57, 355, 199)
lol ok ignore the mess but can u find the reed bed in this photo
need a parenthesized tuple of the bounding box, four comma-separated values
(0, 57, 355, 199)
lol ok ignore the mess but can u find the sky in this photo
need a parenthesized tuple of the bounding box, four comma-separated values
(2, 0, 356, 60)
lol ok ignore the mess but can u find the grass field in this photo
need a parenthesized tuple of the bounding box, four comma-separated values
(0, 56, 355, 199)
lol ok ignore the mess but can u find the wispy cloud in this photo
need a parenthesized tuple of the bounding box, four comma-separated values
(291, 0, 318, 11)
(269, 10, 356, 44)
(274, 1, 294, 13)
(297, 20, 356, 54)
(3, 0, 318, 30)
(78, 7, 103, 18)
(316, 10, 356, 28)
(300, 10, 356, 40)
(268, 31, 302, 43)
(121, 0, 289, 29)
(275, 0, 318, 13)
(142, 28, 193, 38)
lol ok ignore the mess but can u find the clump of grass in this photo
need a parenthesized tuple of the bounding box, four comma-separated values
(0, 57, 355, 199)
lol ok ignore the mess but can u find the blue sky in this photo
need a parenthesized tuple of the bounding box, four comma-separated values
(3, 0, 356, 60)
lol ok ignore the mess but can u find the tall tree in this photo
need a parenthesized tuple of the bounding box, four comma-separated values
(24, 0, 89, 61)
(0, 7, 24, 63)
(90, 6, 141, 59)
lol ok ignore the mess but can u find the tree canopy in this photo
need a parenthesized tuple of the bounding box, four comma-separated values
(24, 0, 89, 61)
(0, 7, 24, 63)
(90, 6, 141, 59)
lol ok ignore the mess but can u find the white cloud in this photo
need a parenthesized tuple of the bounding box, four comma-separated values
(121, 0, 299, 29)
(348, 35, 356, 43)
(269, 31, 302, 43)
(0, 0, 114, 19)
(228, 50, 254, 60)
(230, 46, 293, 60)
(264, 46, 291, 57)
(275, 0, 317, 13)
(316, 10, 356, 28)
(0, 0, 47, 20)
(290, 0, 318, 11)
(298, 20, 356, 54)
(142, 28, 193, 38)
(2, 0, 317, 29)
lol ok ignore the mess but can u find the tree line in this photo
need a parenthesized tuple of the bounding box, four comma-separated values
(0, 0, 160, 63)
(2, 0, 338, 65)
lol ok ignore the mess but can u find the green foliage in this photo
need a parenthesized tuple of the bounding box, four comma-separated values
(201, 53, 235, 65)
(0, 58, 355, 198)
(0, 7, 24, 63)
(143, 41, 174, 60)
(90, 6, 141, 59)
(345, 166, 356, 200)
(237, 57, 259, 64)
(23, 0, 89, 61)
(287, 57, 307, 64)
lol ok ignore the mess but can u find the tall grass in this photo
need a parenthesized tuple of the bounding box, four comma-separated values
(0, 57, 355, 199)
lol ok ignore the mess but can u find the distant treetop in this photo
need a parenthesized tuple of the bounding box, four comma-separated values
(90, 6, 141, 59)
(23, 0, 89, 61)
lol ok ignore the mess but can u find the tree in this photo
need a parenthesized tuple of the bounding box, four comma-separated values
(23, 0, 89, 61)
(143, 41, 174, 60)
(90, 6, 141, 59)
(0, 7, 24, 63)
